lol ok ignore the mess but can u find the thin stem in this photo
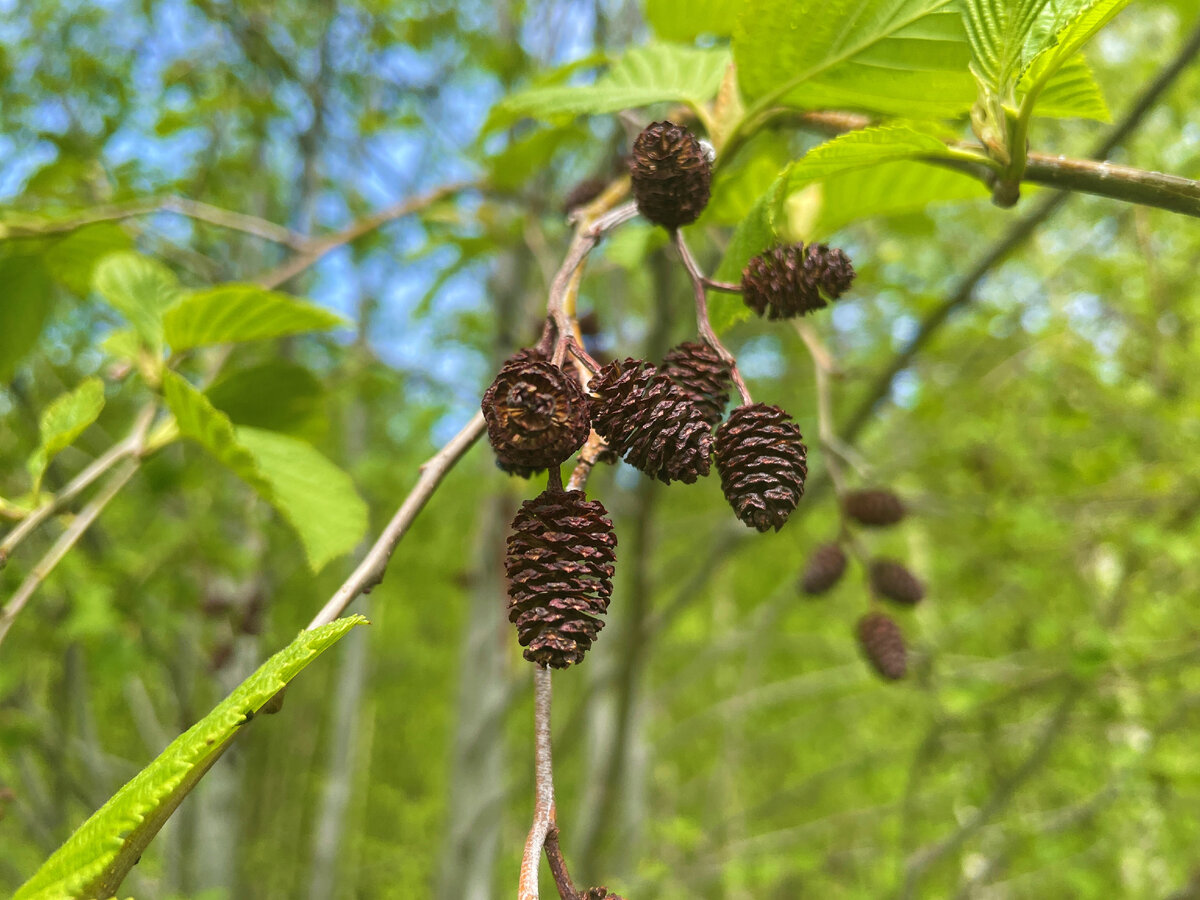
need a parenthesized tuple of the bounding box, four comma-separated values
(257, 180, 475, 289)
(702, 277, 742, 294)
(672, 229, 752, 405)
(544, 826, 581, 900)
(306, 411, 485, 630)
(566, 434, 609, 494)
(0, 196, 307, 247)
(519, 665, 556, 900)
(0, 458, 139, 648)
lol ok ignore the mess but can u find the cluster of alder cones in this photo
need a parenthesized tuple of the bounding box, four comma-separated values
(482, 120, 861, 672)
(800, 488, 925, 680)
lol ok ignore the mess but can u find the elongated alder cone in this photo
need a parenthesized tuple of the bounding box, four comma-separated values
(563, 176, 607, 215)
(714, 403, 808, 532)
(629, 120, 712, 229)
(869, 558, 925, 606)
(482, 355, 590, 477)
(661, 340, 733, 426)
(741, 243, 855, 319)
(800, 542, 848, 595)
(843, 488, 906, 527)
(589, 357, 713, 484)
(857, 611, 907, 681)
(505, 488, 617, 668)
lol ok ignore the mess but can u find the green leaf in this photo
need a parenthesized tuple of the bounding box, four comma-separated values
(492, 43, 729, 125)
(958, 0, 1052, 96)
(779, 123, 959, 186)
(205, 361, 326, 437)
(645, 0, 739, 41)
(27, 377, 107, 493)
(236, 427, 368, 572)
(162, 371, 268, 494)
(0, 251, 54, 382)
(711, 179, 786, 332)
(733, 0, 976, 118)
(43, 223, 135, 296)
(1019, 0, 1131, 104)
(14, 616, 368, 900)
(1025, 53, 1109, 120)
(92, 252, 181, 350)
(163, 284, 345, 352)
(804, 159, 988, 237)
(164, 373, 366, 570)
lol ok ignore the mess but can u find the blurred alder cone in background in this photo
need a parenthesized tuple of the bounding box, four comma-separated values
(843, 488, 906, 527)
(857, 611, 908, 681)
(799, 542, 848, 595)
(869, 558, 926, 606)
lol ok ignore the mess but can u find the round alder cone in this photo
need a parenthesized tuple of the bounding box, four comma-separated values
(505, 488, 617, 669)
(800, 542, 848, 595)
(857, 611, 907, 681)
(629, 120, 712, 229)
(714, 403, 808, 532)
(843, 488, 906, 528)
(869, 558, 925, 606)
(482, 356, 590, 477)
(661, 340, 733, 426)
(741, 243, 856, 320)
(589, 357, 713, 484)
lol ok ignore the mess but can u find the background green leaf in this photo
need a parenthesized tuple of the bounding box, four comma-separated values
(205, 361, 326, 438)
(644, 0, 739, 41)
(26, 377, 106, 493)
(0, 251, 54, 382)
(91, 252, 181, 350)
(163, 285, 344, 352)
(13, 616, 368, 900)
(491, 43, 729, 125)
(733, 0, 976, 117)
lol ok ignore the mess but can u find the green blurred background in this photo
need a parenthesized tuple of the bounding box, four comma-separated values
(2, 0, 1200, 897)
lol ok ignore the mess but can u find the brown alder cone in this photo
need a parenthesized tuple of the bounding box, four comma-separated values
(869, 558, 925, 606)
(629, 120, 712, 229)
(741, 243, 856, 319)
(857, 611, 907, 680)
(842, 488, 906, 527)
(661, 340, 733, 426)
(482, 355, 590, 477)
(799, 542, 848, 595)
(562, 176, 607, 215)
(505, 488, 617, 668)
(714, 403, 808, 532)
(589, 357, 713, 484)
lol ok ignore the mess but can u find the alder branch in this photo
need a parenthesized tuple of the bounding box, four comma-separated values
(306, 411, 486, 630)
(842, 17, 1200, 442)
(0, 195, 306, 247)
(519, 665, 556, 900)
(258, 180, 476, 290)
(0, 459, 140, 648)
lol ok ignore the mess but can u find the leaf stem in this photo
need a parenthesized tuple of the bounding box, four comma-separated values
(672, 229, 752, 405)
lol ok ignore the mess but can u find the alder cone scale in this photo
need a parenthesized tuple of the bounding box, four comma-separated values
(590, 357, 713, 484)
(505, 489, 617, 669)
(741, 243, 856, 319)
(715, 403, 808, 532)
(482, 356, 590, 477)
(661, 340, 733, 426)
(629, 120, 712, 229)
(857, 611, 907, 680)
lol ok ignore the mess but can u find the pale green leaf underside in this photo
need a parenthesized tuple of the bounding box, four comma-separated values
(645, 0, 739, 41)
(163, 284, 345, 352)
(14, 616, 368, 900)
(27, 377, 106, 491)
(91, 252, 181, 348)
(163, 373, 366, 570)
(236, 427, 369, 572)
(958, 0, 1052, 94)
(735, 0, 976, 117)
(1026, 53, 1109, 120)
(1019, 0, 1131, 98)
(493, 43, 729, 123)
